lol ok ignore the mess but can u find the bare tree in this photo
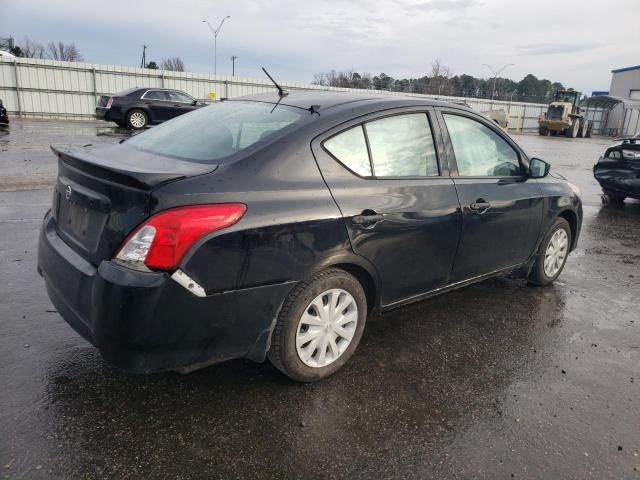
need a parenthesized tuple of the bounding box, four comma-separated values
(21, 37, 46, 59)
(161, 57, 185, 72)
(429, 59, 452, 95)
(47, 41, 83, 61)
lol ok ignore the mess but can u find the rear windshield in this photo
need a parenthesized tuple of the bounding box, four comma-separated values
(126, 101, 304, 162)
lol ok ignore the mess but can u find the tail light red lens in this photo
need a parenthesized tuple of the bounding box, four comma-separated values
(114, 204, 246, 271)
(106, 97, 113, 108)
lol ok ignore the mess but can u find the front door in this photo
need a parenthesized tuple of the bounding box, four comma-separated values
(167, 91, 198, 119)
(437, 110, 543, 281)
(312, 109, 462, 306)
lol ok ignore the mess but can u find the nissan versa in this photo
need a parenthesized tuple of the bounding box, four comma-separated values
(37, 91, 582, 382)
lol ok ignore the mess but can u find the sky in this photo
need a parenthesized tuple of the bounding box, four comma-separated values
(1, 0, 639, 94)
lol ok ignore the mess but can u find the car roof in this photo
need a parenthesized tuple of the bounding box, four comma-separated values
(229, 90, 470, 114)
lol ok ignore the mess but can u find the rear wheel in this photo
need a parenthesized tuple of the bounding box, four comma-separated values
(538, 125, 549, 136)
(268, 268, 367, 382)
(127, 109, 148, 130)
(528, 217, 571, 286)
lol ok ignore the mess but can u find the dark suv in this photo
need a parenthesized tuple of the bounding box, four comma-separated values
(96, 88, 203, 129)
(39, 91, 582, 382)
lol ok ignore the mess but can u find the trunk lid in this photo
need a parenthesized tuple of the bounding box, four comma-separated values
(51, 143, 217, 266)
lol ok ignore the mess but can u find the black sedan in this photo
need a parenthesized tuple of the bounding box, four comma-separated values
(594, 136, 640, 205)
(38, 91, 582, 382)
(96, 87, 204, 129)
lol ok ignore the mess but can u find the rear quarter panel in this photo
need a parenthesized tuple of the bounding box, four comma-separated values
(150, 135, 371, 295)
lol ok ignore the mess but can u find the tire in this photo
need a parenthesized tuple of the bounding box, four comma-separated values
(577, 119, 588, 138)
(538, 125, 549, 136)
(268, 268, 368, 382)
(603, 190, 626, 205)
(528, 217, 572, 286)
(565, 119, 579, 138)
(126, 109, 148, 130)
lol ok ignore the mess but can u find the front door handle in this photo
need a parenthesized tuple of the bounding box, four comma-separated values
(469, 199, 491, 213)
(352, 212, 384, 226)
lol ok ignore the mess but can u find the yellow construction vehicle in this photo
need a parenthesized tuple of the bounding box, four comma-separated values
(538, 89, 591, 138)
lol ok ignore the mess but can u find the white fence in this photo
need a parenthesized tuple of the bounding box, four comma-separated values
(0, 57, 605, 132)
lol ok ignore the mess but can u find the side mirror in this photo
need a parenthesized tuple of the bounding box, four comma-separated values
(192, 100, 198, 106)
(529, 158, 550, 178)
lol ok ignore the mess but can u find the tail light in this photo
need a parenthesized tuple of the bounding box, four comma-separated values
(114, 204, 246, 271)
(106, 97, 113, 109)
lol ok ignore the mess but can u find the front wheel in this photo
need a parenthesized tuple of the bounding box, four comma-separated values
(603, 190, 626, 206)
(126, 109, 148, 130)
(268, 268, 367, 382)
(565, 119, 579, 138)
(538, 125, 549, 136)
(528, 217, 571, 286)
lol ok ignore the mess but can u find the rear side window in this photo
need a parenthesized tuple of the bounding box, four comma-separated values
(443, 114, 521, 176)
(126, 101, 303, 162)
(365, 114, 438, 177)
(324, 126, 372, 176)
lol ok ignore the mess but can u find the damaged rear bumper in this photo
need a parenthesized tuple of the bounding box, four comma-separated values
(37, 211, 295, 373)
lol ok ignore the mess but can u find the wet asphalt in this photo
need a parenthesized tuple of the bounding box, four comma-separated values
(1, 120, 639, 479)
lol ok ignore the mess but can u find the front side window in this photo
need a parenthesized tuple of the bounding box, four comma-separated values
(365, 114, 439, 177)
(169, 91, 194, 103)
(324, 126, 372, 177)
(126, 101, 303, 162)
(443, 114, 521, 177)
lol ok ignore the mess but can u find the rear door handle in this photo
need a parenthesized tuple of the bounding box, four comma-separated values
(469, 200, 491, 212)
(352, 212, 384, 226)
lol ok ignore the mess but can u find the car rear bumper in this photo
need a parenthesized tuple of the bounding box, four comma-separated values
(37, 211, 295, 373)
(95, 107, 122, 123)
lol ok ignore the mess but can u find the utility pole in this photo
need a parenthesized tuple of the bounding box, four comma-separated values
(230, 55, 237, 76)
(202, 16, 231, 76)
(140, 44, 147, 68)
(482, 63, 514, 100)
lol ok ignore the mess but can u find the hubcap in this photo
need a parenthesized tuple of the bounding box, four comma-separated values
(544, 228, 568, 278)
(295, 289, 358, 368)
(130, 112, 145, 128)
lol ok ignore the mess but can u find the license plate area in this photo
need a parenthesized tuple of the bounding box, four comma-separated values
(54, 177, 109, 254)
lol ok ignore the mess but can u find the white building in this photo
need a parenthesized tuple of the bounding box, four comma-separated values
(584, 65, 640, 136)
(610, 65, 640, 100)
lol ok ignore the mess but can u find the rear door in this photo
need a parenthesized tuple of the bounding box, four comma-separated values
(141, 89, 172, 121)
(312, 108, 462, 306)
(436, 109, 543, 281)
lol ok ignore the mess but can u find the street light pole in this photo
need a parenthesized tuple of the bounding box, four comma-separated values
(202, 16, 230, 76)
(482, 63, 514, 100)
(230, 55, 237, 76)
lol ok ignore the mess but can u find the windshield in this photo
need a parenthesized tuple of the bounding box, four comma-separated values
(126, 101, 304, 162)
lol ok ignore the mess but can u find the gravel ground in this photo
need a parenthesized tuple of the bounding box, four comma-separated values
(1, 119, 639, 479)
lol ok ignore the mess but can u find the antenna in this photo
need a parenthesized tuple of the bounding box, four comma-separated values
(262, 67, 288, 97)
